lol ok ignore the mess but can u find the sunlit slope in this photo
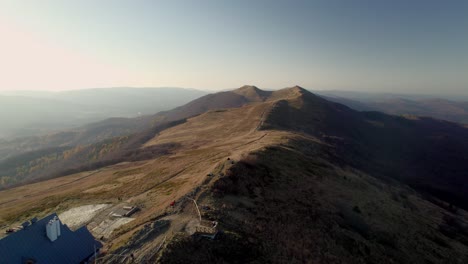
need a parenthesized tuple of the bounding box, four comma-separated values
(0, 85, 273, 187)
(0, 98, 287, 227)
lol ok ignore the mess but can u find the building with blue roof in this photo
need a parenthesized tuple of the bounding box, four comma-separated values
(0, 213, 102, 264)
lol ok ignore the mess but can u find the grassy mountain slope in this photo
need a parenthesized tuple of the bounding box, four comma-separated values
(262, 88, 468, 209)
(157, 87, 468, 263)
(1, 86, 467, 263)
(161, 141, 468, 263)
(0, 85, 273, 187)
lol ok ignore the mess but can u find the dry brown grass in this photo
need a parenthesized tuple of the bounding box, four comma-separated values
(0, 100, 290, 246)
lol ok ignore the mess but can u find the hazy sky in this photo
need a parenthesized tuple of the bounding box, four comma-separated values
(0, 0, 467, 93)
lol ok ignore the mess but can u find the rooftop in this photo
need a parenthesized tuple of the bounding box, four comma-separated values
(0, 213, 101, 264)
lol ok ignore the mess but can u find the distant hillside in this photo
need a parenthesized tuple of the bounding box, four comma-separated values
(315, 90, 468, 102)
(318, 91, 468, 124)
(0, 87, 207, 139)
(366, 98, 468, 124)
(0, 120, 184, 188)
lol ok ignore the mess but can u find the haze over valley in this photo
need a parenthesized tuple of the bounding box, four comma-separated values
(0, 88, 206, 139)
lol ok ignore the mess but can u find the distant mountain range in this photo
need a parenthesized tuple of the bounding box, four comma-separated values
(316, 90, 468, 124)
(314, 90, 468, 102)
(2, 87, 466, 141)
(0, 87, 207, 139)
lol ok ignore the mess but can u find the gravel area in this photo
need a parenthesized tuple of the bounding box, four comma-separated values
(59, 204, 111, 229)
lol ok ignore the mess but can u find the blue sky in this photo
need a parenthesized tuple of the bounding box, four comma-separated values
(0, 0, 467, 93)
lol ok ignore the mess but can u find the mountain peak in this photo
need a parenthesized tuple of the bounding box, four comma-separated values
(286, 85, 307, 93)
(268, 85, 312, 101)
(233, 85, 270, 102)
(236, 85, 261, 92)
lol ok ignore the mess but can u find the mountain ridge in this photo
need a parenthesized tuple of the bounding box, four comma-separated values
(1, 85, 468, 263)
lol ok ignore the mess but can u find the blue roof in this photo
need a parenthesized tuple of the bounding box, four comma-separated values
(0, 213, 102, 264)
